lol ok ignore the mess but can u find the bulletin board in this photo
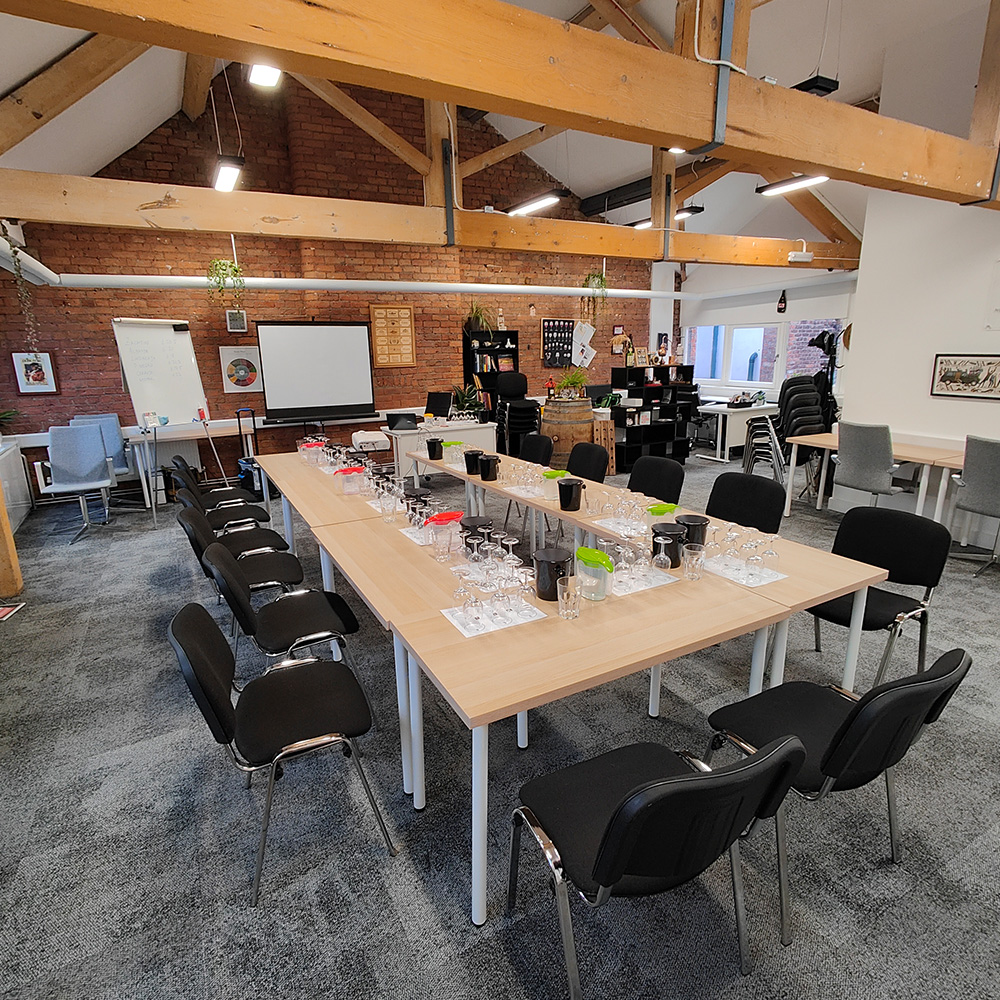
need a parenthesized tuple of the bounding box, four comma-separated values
(370, 304, 416, 368)
(541, 317, 575, 368)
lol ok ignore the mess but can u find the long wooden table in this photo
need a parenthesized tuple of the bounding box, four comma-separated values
(783, 431, 965, 521)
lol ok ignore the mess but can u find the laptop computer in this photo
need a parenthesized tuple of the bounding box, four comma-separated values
(386, 412, 418, 431)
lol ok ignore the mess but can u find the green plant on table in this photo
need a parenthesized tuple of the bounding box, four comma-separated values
(555, 366, 588, 398)
(451, 384, 484, 412)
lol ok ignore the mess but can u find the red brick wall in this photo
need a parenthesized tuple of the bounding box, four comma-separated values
(0, 72, 650, 457)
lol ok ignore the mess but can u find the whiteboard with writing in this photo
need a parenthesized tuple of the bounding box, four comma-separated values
(112, 318, 208, 425)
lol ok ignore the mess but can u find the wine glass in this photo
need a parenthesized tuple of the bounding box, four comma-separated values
(704, 524, 721, 562)
(616, 543, 636, 592)
(761, 534, 780, 574)
(652, 536, 672, 573)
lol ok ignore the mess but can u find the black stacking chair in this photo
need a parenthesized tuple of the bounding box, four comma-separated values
(176, 505, 289, 557)
(566, 442, 608, 484)
(810, 507, 951, 684)
(201, 541, 359, 663)
(508, 737, 805, 997)
(503, 434, 554, 533)
(705, 472, 786, 534)
(168, 603, 396, 905)
(707, 649, 970, 944)
(175, 488, 270, 531)
(177, 508, 302, 595)
(169, 465, 255, 510)
(627, 455, 685, 504)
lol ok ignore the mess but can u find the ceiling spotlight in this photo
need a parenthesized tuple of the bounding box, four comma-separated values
(213, 154, 245, 192)
(633, 220, 653, 230)
(792, 74, 839, 97)
(249, 65, 282, 87)
(507, 189, 569, 217)
(674, 205, 705, 221)
(755, 175, 829, 197)
(667, 147, 687, 155)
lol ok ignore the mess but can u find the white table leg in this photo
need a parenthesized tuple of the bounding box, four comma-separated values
(815, 449, 831, 510)
(783, 443, 799, 517)
(769, 619, 790, 687)
(281, 495, 296, 553)
(648, 664, 662, 717)
(748, 627, 770, 695)
(133, 439, 152, 510)
(573, 526, 583, 548)
(472, 724, 489, 926)
(465, 481, 474, 517)
(915, 463, 932, 518)
(842, 587, 869, 692)
(408, 650, 426, 810)
(932, 466, 951, 523)
(320, 545, 336, 592)
(478, 486, 487, 518)
(261, 469, 272, 519)
(516, 711, 528, 748)
(393, 634, 413, 795)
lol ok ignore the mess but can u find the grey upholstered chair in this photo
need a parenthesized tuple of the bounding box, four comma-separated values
(832, 422, 899, 506)
(40, 424, 115, 543)
(951, 435, 1000, 576)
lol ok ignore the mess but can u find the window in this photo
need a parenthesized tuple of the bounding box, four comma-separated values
(728, 326, 778, 385)
(686, 325, 724, 380)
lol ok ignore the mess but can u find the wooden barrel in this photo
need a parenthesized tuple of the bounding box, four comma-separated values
(540, 398, 595, 470)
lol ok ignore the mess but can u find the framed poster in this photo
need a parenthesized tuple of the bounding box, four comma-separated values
(541, 317, 574, 367)
(370, 304, 416, 368)
(635, 346, 649, 366)
(219, 345, 263, 393)
(225, 309, 248, 333)
(12, 352, 57, 394)
(930, 354, 1000, 400)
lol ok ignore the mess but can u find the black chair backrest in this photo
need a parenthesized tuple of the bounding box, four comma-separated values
(592, 737, 805, 892)
(172, 455, 196, 475)
(505, 399, 540, 431)
(170, 466, 204, 499)
(831, 507, 952, 588)
(167, 603, 238, 745)
(177, 508, 217, 578)
(628, 456, 685, 505)
(175, 488, 205, 513)
(496, 371, 528, 399)
(201, 542, 258, 637)
(519, 433, 553, 466)
(567, 442, 608, 484)
(706, 472, 785, 534)
(425, 391, 452, 417)
(822, 649, 970, 791)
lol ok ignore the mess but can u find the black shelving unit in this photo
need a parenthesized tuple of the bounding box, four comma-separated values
(463, 330, 519, 401)
(609, 365, 695, 472)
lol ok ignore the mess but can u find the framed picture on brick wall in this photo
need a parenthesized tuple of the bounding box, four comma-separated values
(225, 309, 248, 333)
(370, 304, 416, 367)
(12, 352, 57, 394)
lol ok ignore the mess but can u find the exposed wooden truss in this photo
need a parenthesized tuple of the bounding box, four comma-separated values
(458, 125, 566, 180)
(586, 0, 671, 51)
(3, 0, 994, 205)
(675, 158, 737, 199)
(669, 230, 860, 268)
(970, 0, 1000, 148)
(753, 165, 861, 247)
(0, 33, 148, 154)
(423, 100, 454, 207)
(180, 53, 215, 120)
(291, 74, 431, 176)
(569, 0, 642, 33)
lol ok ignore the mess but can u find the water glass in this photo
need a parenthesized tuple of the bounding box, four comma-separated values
(431, 525, 451, 562)
(683, 543, 705, 581)
(557, 577, 581, 619)
(380, 490, 397, 523)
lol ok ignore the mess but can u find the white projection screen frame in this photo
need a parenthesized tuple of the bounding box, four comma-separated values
(256, 321, 377, 422)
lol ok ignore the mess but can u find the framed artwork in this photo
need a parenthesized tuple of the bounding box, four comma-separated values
(612, 324, 626, 354)
(540, 317, 575, 367)
(930, 354, 1000, 400)
(219, 345, 263, 393)
(370, 304, 416, 367)
(12, 352, 57, 394)
(225, 309, 248, 333)
(635, 347, 649, 366)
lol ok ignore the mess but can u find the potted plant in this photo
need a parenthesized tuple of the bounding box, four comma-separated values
(207, 257, 245, 309)
(463, 300, 495, 336)
(451, 383, 485, 420)
(580, 270, 608, 325)
(0, 406, 17, 446)
(556, 366, 588, 399)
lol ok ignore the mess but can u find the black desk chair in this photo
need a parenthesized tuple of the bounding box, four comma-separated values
(627, 455, 684, 504)
(566, 442, 608, 484)
(706, 472, 786, 534)
(176, 505, 289, 557)
(707, 649, 970, 944)
(168, 603, 396, 905)
(503, 434, 553, 534)
(175, 488, 270, 532)
(508, 737, 805, 997)
(169, 462, 255, 508)
(810, 507, 951, 684)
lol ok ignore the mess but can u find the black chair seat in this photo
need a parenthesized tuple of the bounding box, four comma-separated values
(709, 683, 854, 794)
(235, 659, 372, 764)
(255, 590, 359, 654)
(810, 588, 923, 631)
(241, 551, 303, 588)
(201, 485, 256, 507)
(203, 503, 270, 530)
(218, 526, 289, 555)
(520, 742, 693, 896)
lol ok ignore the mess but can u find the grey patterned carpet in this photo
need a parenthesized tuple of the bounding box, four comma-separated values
(2, 457, 999, 1000)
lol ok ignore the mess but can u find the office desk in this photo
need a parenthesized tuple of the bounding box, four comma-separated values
(697, 402, 780, 462)
(932, 451, 966, 524)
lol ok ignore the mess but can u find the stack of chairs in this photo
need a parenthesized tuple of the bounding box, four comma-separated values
(743, 415, 786, 484)
(775, 375, 829, 501)
(494, 371, 540, 456)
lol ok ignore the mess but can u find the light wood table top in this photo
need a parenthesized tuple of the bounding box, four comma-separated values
(256, 452, 381, 528)
(933, 451, 965, 468)
(785, 431, 962, 466)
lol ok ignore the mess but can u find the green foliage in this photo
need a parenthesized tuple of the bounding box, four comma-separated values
(556, 366, 588, 391)
(1, 221, 38, 350)
(0, 408, 18, 427)
(207, 258, 245, 307)
(579, 270, 608, 325)
(596, 392, 621, 409)
(451, 384, 483, 412)
(464, 300, 495, 334)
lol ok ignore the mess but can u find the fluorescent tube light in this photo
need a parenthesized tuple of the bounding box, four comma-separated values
(755, 175, 829, 197)
(249, 65, 282, 87)
(213, 155, 245, 192)
(508, 193, 562, 216)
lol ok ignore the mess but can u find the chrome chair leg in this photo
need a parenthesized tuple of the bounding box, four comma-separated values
(729, 839, 752, 975)
(917, 613, 928, 672)
(973, 554, 999, 577)
(251, 761, 281, 906)
(507, 810, 523, 912)
(703, 731, 726, 765)
(872, 619, 903, 688)
(775, 802, 792, 946)
(338, 640, 380, 732)
(885, 766, 902, 863)
(346, 738, 398, 857)
(553, 871, 583, 1000)
(813, 617, 821, 653)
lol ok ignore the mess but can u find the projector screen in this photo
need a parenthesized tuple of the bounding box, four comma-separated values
(256, 321, 376, 422)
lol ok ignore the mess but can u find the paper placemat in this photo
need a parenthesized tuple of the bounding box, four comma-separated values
(703, 557, 787, 588)
(507, 485, 544, 499)
(592, 516, 647, 539)
(441, 603, 547, 638)
(399, 526, 430, 546)
(612, 568, 678, 597)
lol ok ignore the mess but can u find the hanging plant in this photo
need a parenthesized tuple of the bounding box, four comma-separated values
(1, 220, 39, 351)
(207, 257, 245, 309)
(579, 270, 608, 325)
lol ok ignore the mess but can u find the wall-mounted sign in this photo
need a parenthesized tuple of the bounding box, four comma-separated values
(370, 304, 416, 368)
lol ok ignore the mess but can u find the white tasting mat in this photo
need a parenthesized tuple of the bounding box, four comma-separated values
(440, 603, 547, 638)
(703, 557, 787, 588)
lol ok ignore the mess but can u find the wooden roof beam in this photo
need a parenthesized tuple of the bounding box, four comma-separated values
(675, 158, 736, 198)
(586, 0, 671, 51)
(753, 165, 862, 247)
(569, 0, 641, 33)
(0, 0, 995, 204)
(181, 53, 215, 120)
(0, 33, 149, 154)
(669, 230, 859, 269)
(458, 124, 566, 180)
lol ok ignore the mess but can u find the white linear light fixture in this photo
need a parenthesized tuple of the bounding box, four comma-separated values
(507, 189, 569, 216)
(249, 64, 282, 87)
(210, 68, 245, 192)
(633, 219, 653, 230)
(756, 174, 829, 196)
(674, 205, 705, 221)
